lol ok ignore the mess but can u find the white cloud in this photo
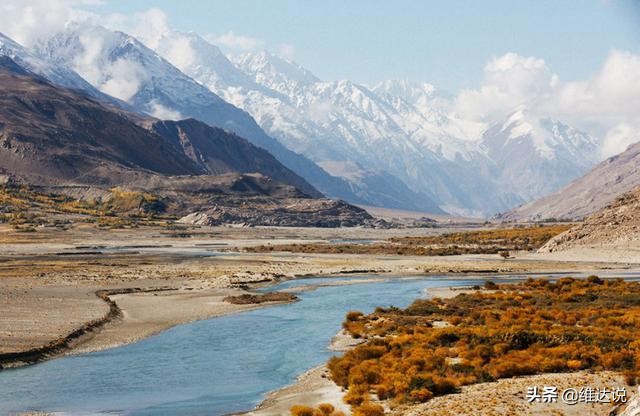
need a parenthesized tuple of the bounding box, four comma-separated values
(0, 0, 94, 47)
(102, 8, 197, 72)
(159, 33, 196, 72)
(454, 53, 557, 123)
(73, 32, 104, 85)
(100, 58, 146, 101)
(277, 43, 295, 60)
(149, 100, 183, 120)
(550, 50, 640, 127)
(123, 8, 170, 50)
(68, 29, 147, 102)
(453, 50, 640, 158)
(600, 123, 640, 159)
(208, 31, 264, 51)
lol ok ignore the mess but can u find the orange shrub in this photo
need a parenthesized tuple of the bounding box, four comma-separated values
(290, 405, 315, 416)
(353, 402, 385, 416)
(326, 277, 640, 413)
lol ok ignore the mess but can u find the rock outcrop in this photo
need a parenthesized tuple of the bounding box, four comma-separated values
(540, 187, 640, 252)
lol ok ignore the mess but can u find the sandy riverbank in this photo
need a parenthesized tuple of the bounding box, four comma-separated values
(2, 228, 616, 365)
(391, 371, 634, 416)
(2, 223, 640, 407)
(243, 365, 349, 416)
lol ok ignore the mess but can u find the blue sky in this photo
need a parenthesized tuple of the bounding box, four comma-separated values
(85, 0, 639, 92)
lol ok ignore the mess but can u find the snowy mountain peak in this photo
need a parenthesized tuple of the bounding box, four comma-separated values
(373, 79, 437, 103)
(0, 30, 109, 99)
(501, 109, 536, 139)
(234, 50, 320, 95)
(154, 31, 259, 93)
(497, 109, 597, 161)
(28, 22, 602, 217)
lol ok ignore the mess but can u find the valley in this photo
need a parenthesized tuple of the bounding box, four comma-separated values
(0, 3, 639, 416)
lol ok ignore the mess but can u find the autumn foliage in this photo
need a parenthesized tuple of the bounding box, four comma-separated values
(245, 225, 570, 256)
(328, 277, 640, 413)
(290, 403, 345, 416)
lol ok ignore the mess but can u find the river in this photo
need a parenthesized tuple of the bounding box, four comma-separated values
(0, 275, 503, 415)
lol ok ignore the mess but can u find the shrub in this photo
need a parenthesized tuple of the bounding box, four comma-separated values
(484, 281, 498, 290)
(317, 403, 335, 415)
(325, 277, 640, 411)
(290, 405, 315, 416)
(353, 403, 385, 416)
(346, 311, 364, 321)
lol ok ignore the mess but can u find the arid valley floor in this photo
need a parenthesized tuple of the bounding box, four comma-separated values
(2, 219, 640, 416)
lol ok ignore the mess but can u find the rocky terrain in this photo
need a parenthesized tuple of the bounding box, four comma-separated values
(178, 196, 377, 228)
(540, 187, 640, 252)
(0, 57, 374, 227)
(148, 118, 320, 197)
(502, 141, 640, 222)
(32, 25, 366, 205)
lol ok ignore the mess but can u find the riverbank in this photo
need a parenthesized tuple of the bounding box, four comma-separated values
(248, 280, 640, 416)
(1, 224, 639, 368)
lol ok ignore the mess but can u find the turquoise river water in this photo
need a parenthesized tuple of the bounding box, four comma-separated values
(0, 275, 508, 415)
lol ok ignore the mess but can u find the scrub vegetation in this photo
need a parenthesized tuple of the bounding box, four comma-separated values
(247, 225, 570, 256)
(327, 277, 640, 413)
(0, 184, 170, 230)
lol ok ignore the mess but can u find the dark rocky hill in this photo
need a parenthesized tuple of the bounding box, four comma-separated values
(149, 118, 321, 198)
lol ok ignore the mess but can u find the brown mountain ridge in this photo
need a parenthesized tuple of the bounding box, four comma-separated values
(0, 56, 372, 226)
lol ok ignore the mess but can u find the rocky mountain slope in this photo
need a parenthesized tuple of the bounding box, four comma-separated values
(0, 57, 375, 227)
(0, 32, 123, 107)
(540, 187, 640, 252)
(501, 141, 640, 222)
(148, 118, 320, 197)
(0, 57, 198, 186)
(0, 57, 317, 194)
(31, 25, 370, 206)
(148, 31, 599, 216)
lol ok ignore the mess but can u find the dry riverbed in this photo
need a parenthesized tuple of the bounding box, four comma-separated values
(1, 223, 640, 415)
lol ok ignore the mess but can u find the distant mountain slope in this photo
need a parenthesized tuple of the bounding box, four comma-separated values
(500, 141, 640, 221)
(0, 57, 199, 186)
(482, 110, 599, 202)
(540, 187, 640, 252)
(0, 57, 317, 195)
(0, 32, 129, 108)
(33, 24, 376, 205)
(149, 118, 321, 197)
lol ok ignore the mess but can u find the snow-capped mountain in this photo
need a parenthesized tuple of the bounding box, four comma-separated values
(166, 38, 599, 216)
(159, 40, 506, 215)
(0, 31, 120, 104)
(482, 110, 599, 202)
(134, 31, 442, 212)
(27, 23, 600, 216)
(32, 24, 378, 203)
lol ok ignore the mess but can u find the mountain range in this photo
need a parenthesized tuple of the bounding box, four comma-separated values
(30, 24, 399, 210)
(142, 30, 600, 216)
(0, 25, 622, 218)
(0, 54, 377, 227)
